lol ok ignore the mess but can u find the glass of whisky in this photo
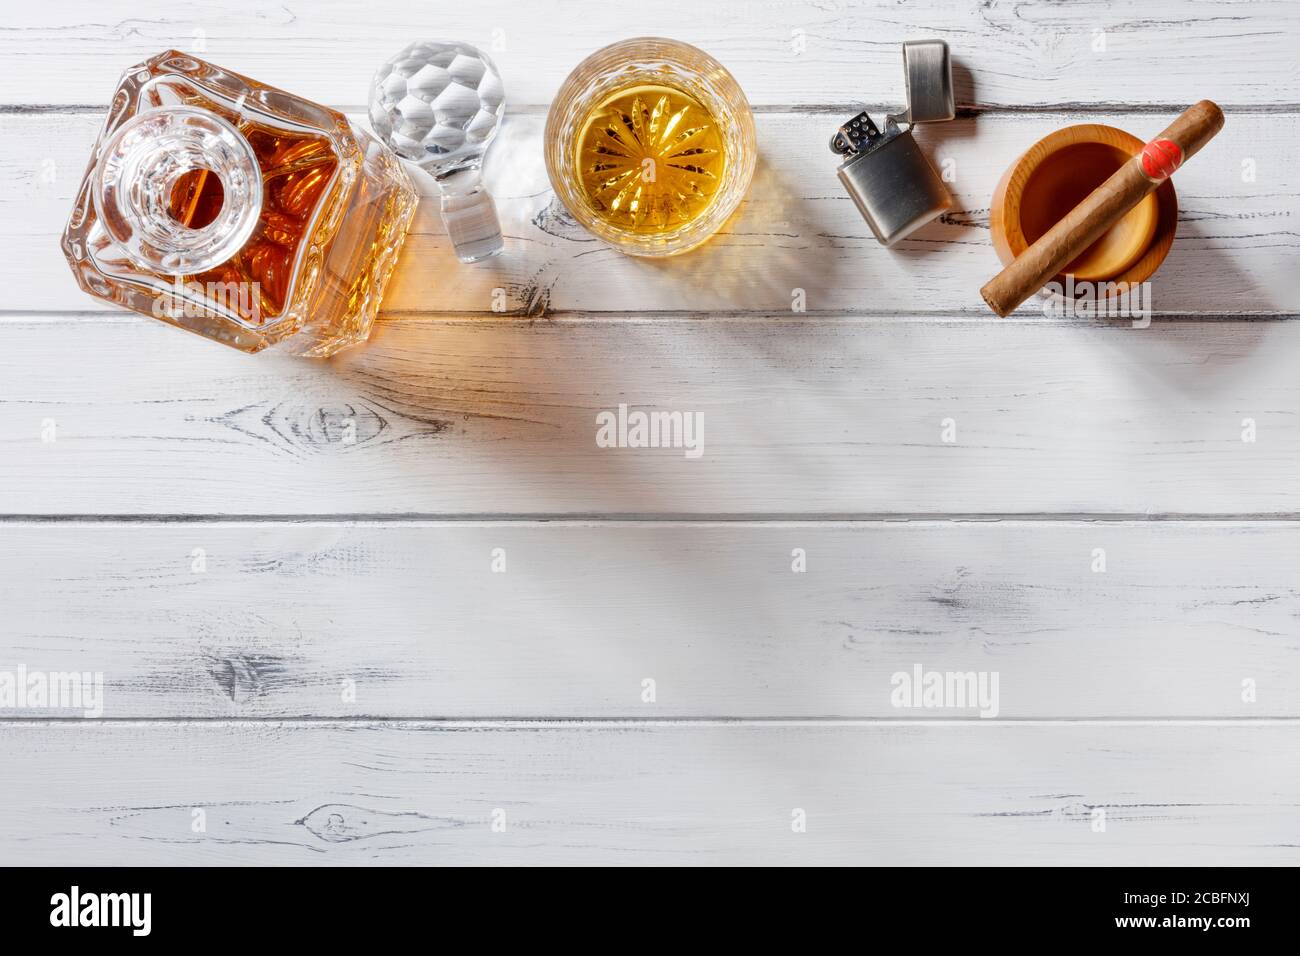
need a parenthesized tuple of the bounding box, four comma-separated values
(62, 51, 419, 356)
(544, 38, 756, 257)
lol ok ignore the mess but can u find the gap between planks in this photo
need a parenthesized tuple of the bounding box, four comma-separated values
(4, 103, 1300, 116)
(3, 311, 1298, 323)
(2, 718, 1298, 727)
(7, 514, 1300, 524)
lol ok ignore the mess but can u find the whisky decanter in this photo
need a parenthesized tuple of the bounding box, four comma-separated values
(62, 51, 419, 356)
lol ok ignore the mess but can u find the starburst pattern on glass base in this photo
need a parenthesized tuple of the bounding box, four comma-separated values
(576, 84, 726, 233)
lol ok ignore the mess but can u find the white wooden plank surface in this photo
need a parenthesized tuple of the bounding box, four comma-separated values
(2, 316, 1298, 516)
(0, 721, 1295, 865)
(3, 2, 1299, 869)
(2, 0, 1296, 108)
(7, 111, 1296, 316)
(3, 521, 1298, 719)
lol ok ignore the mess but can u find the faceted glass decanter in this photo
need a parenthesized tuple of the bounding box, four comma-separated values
(62, 51, 419, 356)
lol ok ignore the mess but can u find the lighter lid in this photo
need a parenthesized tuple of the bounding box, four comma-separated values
(888, 40, 955, 127)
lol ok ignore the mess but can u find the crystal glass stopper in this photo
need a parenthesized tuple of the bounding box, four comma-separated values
(369, 40, 506, 262)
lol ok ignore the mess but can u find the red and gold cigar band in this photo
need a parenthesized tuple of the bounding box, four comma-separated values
(1140, 138, 1183, 182)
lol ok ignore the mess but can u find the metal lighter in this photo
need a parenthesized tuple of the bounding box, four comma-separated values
(831, 40, 956, 246)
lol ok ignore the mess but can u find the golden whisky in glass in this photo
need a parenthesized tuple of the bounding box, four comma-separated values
(545, 38, 756, 257)
(575, 83, 727, 233)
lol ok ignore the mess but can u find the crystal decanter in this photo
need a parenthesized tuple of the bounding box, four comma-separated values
(62, 51, 419, 356)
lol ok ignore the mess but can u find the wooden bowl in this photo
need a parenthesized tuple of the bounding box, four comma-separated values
(990, 124, 1177, 291)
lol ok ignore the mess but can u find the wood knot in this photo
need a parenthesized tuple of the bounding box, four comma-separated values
(296, 804, 460, 844)
(204, 652, 289, 702)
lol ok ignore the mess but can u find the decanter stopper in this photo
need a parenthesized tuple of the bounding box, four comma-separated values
(369, 40, 506, 262)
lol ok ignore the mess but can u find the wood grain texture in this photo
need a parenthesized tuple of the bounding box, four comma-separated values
(2, 316, 1298, 516)
(4, 2, 1299, 868)
(0, 721, 1295, 865)
(7, 110, 1296, 316)
(2, 521, 1297, 719)
(2, 0, 1297, 109)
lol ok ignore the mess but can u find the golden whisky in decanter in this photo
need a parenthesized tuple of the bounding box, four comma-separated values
(62, 51, 418, 356)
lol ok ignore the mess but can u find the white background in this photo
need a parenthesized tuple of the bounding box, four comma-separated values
(1, 0, 1298, 864)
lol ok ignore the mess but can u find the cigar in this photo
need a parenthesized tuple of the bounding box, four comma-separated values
(980, 100, 1224, 317)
